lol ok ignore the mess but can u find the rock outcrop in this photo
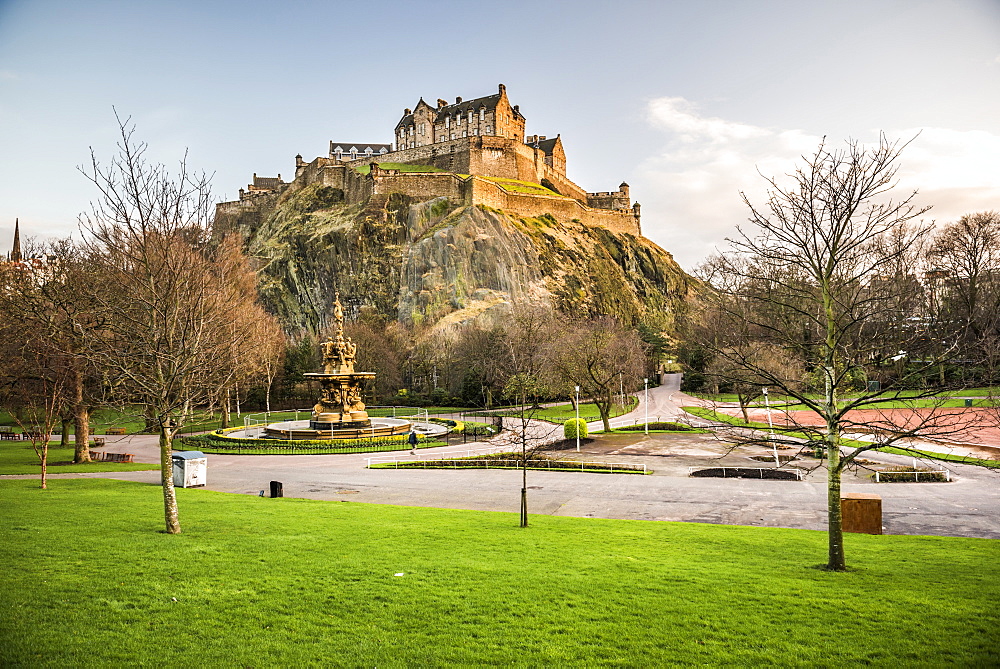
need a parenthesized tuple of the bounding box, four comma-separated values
(219, 182, 697, 336)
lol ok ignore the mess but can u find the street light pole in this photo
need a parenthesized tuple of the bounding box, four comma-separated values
(644, 377, 649, 435)
(763, 387, 778, 465)
(575, 385, 580, 452)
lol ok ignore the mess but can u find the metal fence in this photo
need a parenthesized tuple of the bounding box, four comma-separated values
(367, 453, 646, 474)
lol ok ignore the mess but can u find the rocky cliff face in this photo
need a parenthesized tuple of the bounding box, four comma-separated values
(222, 182, 697, 335)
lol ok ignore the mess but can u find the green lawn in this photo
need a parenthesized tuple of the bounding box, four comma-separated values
(0, 443, 157, 475)
(481, 400, 638, 423)
(352, 162, 447, 175)
(0, 407, 298, 437)
(1, 478, 997, 666)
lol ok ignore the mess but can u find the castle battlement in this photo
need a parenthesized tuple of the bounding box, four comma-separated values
(219, 85, 640, 236)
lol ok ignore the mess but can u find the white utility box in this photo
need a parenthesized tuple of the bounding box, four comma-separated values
(171, 450, 207, 488)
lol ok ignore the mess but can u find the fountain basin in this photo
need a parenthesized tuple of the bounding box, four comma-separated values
(264, 417, 414, 440)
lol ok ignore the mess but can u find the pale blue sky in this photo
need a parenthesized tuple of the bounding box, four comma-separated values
(1, 0, 998, 267)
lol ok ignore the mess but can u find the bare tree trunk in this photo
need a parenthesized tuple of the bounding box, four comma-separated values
(265, 367, 274, 413)
(221, 387, 231, 429)
(598, 394, 612, 433)
(826, 451, 845, 571)
(739, 393, 750, 423)
(39, 442, 48, 490)
(70, 368, 91, 462)
(520, 426, 528, 528)
(159, 425, 181, 534)
(60, 417, 72, 447)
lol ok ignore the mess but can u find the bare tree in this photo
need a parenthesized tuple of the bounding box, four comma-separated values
(702, 135, 979, 571)
(0, 240, 103, 462)
(78, 114, 277, 534)
(927, 211, 1000, 383)
(494, 307, 561, 527)
(550, 317, 647, 432)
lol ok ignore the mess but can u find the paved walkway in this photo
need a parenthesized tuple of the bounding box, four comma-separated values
(8, 380, 999, 540)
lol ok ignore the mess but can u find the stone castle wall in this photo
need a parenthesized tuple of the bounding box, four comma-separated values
(216, 156, 640, 238)
(468, 177, 640, 236)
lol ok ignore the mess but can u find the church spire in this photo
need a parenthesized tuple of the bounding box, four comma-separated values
(10, 218, 21, 262)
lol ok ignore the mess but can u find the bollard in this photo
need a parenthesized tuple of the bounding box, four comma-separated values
(269, 481, 283, 498)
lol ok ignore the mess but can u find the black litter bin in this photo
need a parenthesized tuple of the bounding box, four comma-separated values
(269, 481, 283, 498)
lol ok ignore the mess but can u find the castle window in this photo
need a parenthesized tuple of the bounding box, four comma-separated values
(472, 128, 478, 135)
(445, 116, 450, 128)
(479, 107, 485, 121)
(450, 133, 455, 140)
(468, 111, 473, 124)
(485, 125, 492, 135)
(462, 130, 467, 137)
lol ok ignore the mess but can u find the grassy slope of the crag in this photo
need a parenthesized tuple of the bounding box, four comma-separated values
(227, 182, 697, 334)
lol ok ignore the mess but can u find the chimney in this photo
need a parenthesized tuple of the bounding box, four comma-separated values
(498, 83, 506, 94)
(456, 96, 462, 103)
(437, 99, 447, 108)
(404, 108, 411, 115)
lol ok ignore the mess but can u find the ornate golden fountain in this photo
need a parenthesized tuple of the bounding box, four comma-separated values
(264, 294, 412, 440)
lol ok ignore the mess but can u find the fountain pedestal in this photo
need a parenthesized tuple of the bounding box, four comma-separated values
(263, 294, 413, 440)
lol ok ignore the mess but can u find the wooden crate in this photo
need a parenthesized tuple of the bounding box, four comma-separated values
(841, 493, 882, 534)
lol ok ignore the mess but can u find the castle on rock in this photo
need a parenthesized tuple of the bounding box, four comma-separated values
(218, 85, 641, 236)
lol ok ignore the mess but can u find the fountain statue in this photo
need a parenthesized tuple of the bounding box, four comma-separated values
(258, 293, 447, 442)
(307, 295, 374, 428)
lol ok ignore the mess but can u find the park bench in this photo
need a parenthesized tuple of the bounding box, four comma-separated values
(92, 437, 106, 447)
(0, 432, 22, 440)
(106, 427, 127, 435)
(91, 451, 134, 463)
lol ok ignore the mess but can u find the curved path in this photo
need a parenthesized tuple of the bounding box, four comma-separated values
(9, 403, 1000, 540)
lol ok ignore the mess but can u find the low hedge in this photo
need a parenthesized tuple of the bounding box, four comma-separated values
(616, 421, 700, 432)
(876, 466, 950, 483)
(178, 432, 438, 453)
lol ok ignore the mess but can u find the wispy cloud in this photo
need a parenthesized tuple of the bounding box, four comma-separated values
(635, 97, 1000, 269)
(0, 70, 18, 81)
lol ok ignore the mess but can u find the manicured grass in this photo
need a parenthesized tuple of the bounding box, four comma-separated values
(0, 443, 157, 475)
(476, 400, 638, 423)
(0, 407, 301, 437)
(478, 175, 564, 197)
(876, 446, 1000, 469)
(352, 162, 447, 175)
(1, 478, 997, 666)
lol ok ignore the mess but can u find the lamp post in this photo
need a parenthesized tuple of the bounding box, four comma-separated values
(763, 387, 778, 465)
(574, 385, 580, 452)
(644, 377, 649, 435)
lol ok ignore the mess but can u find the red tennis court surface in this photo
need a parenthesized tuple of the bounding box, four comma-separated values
(715, 406, 1000, 452)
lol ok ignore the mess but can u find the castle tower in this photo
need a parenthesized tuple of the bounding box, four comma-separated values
(10, 218, 21, 262)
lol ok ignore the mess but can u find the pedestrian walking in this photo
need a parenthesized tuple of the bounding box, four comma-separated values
(408, 429, 418, 455)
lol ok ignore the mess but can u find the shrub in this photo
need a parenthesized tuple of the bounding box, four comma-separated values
(876, 466, 949, 483)
(617, 422, 694, 432)
(564, 418, 588, 440)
